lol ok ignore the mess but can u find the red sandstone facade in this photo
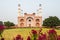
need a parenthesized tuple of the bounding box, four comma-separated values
(18, 4, 42, 27)
(18, 13, 42, 27)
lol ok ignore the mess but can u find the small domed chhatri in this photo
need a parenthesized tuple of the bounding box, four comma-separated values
(18, 4, 42, 27)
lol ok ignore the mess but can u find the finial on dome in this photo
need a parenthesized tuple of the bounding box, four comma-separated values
(39, 4, 42, 7)
(18, 4, 20, 7)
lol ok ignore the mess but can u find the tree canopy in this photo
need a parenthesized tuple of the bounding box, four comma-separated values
(4, 21, 15, 28)
(0, 21, 3, 26)
(43, 16, 60, 28)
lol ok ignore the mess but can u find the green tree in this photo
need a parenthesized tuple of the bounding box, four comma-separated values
(0, 21, 3, 26)
(43, 16, 60, 28)
(4, 21, 15, 28)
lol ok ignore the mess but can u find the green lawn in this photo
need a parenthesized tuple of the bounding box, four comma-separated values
(1, 28, 60, 40)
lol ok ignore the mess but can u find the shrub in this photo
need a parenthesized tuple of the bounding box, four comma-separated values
(38, 35, 42, 40)
(31, 30, 37, 40)
(0, 25, 4, 37)
(27, 36, 31, 40)
(57, 35, 60, 40)
(48, 29, 57, 40)
(31, 30, 37, 34)
(12, 28, 60, 40)
(14, 34, 23, 40)
(27, 28, 60, 40)
(38, 29, 47, 40)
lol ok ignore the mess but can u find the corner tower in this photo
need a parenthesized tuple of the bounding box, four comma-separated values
(18, 3, 23, 27)
(18, 3, 23, 16)
(37, 4, 42, 16)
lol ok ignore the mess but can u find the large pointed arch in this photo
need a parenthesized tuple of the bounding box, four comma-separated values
(20, 19, 24, 22)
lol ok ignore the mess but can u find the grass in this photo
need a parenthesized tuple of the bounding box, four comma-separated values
(1, 27, 60, 40)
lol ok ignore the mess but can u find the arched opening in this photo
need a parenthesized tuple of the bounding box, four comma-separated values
(20, 19, 24, 22)
(26, 17, 33, 27)
(36, 19, 40, 22)
(36, 23, 40, 27)
(20, 23, 24, 27)
(29, 20, 31, 22)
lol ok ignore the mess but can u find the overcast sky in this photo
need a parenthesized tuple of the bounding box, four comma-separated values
(0, 0, 60, 24)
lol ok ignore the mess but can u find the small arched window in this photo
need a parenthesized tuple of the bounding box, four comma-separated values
(20, 19, 24, 22)
(36, 19, 40, 22)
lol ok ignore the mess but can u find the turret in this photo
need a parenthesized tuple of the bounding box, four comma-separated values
(18, 3, 23, 17)
(37, 4, 42, 16)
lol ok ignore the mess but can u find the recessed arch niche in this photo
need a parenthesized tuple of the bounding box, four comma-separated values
(20, 19, 24, 22)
